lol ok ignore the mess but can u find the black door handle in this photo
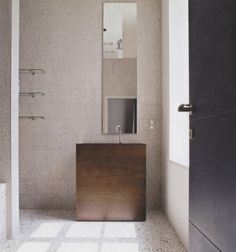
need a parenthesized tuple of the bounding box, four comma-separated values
(178, 104, 194, 113)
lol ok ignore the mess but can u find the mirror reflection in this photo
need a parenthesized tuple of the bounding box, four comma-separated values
(103, 3, 137, 134)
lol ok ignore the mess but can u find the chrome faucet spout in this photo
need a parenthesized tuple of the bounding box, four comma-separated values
(115, 125, 121, 144)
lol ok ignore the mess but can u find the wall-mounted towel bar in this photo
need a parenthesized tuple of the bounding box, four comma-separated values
(104, 50, 115, 54)
(19, 116, 45, 120)
(104, 42, 113, 45)
(19, 69, 45, 75)
(19, 92, 45, 98)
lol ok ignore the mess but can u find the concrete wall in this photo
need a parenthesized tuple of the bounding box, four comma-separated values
(19, 0, 162, 210)
(0, 0, 20, 239)
(162, 0, 189, 248)
(0, 0, 11, 184)
(103, 59, 137, 97)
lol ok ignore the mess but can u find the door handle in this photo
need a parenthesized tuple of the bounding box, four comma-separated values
(178, 104, 194, 114)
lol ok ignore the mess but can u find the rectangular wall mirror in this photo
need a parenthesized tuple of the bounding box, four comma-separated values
(102, 3, 137, 134)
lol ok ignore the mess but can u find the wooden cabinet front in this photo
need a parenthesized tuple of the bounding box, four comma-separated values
(76, 144, 146, 221)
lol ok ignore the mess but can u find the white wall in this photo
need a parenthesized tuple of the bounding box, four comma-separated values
(10, 0, 20, 238)
(103, 3, 123, 58)
(162, 0, 189, 248)
(123, 4, 137, 58)
(169, 0, 189, 166)
(103, 3, 137, 59)
(0, 0, 20, 239)
(0, 184, 6, 240)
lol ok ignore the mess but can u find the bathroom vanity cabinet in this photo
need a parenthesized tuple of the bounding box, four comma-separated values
(76, 143, 146, 221)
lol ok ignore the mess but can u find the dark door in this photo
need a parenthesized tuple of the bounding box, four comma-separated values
(189, 0, 236, 251)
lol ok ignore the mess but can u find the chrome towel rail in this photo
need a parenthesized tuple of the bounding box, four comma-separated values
(19, 116, 45, 120)
(19, 92, 45, 98)
(19, 69, 45, 75)
(104, 50, 115, 54)
(104, 42, 114, 45)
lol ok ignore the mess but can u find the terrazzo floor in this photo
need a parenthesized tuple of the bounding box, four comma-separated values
(0, 210, 186, 252)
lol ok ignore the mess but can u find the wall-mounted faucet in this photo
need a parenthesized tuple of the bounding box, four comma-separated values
(117, 39, 123, 50)
(115, 125, 122, 144)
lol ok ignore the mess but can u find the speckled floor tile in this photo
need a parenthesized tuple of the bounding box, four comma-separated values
(0, 210, 186, 252)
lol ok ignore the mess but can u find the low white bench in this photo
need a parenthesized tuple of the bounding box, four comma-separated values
(0, 183, 6, 240)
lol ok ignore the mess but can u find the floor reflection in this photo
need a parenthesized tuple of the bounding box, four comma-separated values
(31, 223, 64, 238)
(17, 242, 51, 252)
(2, 210, 185, 252)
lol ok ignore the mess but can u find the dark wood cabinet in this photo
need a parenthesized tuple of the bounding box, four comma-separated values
(76, 144, 146, 221)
